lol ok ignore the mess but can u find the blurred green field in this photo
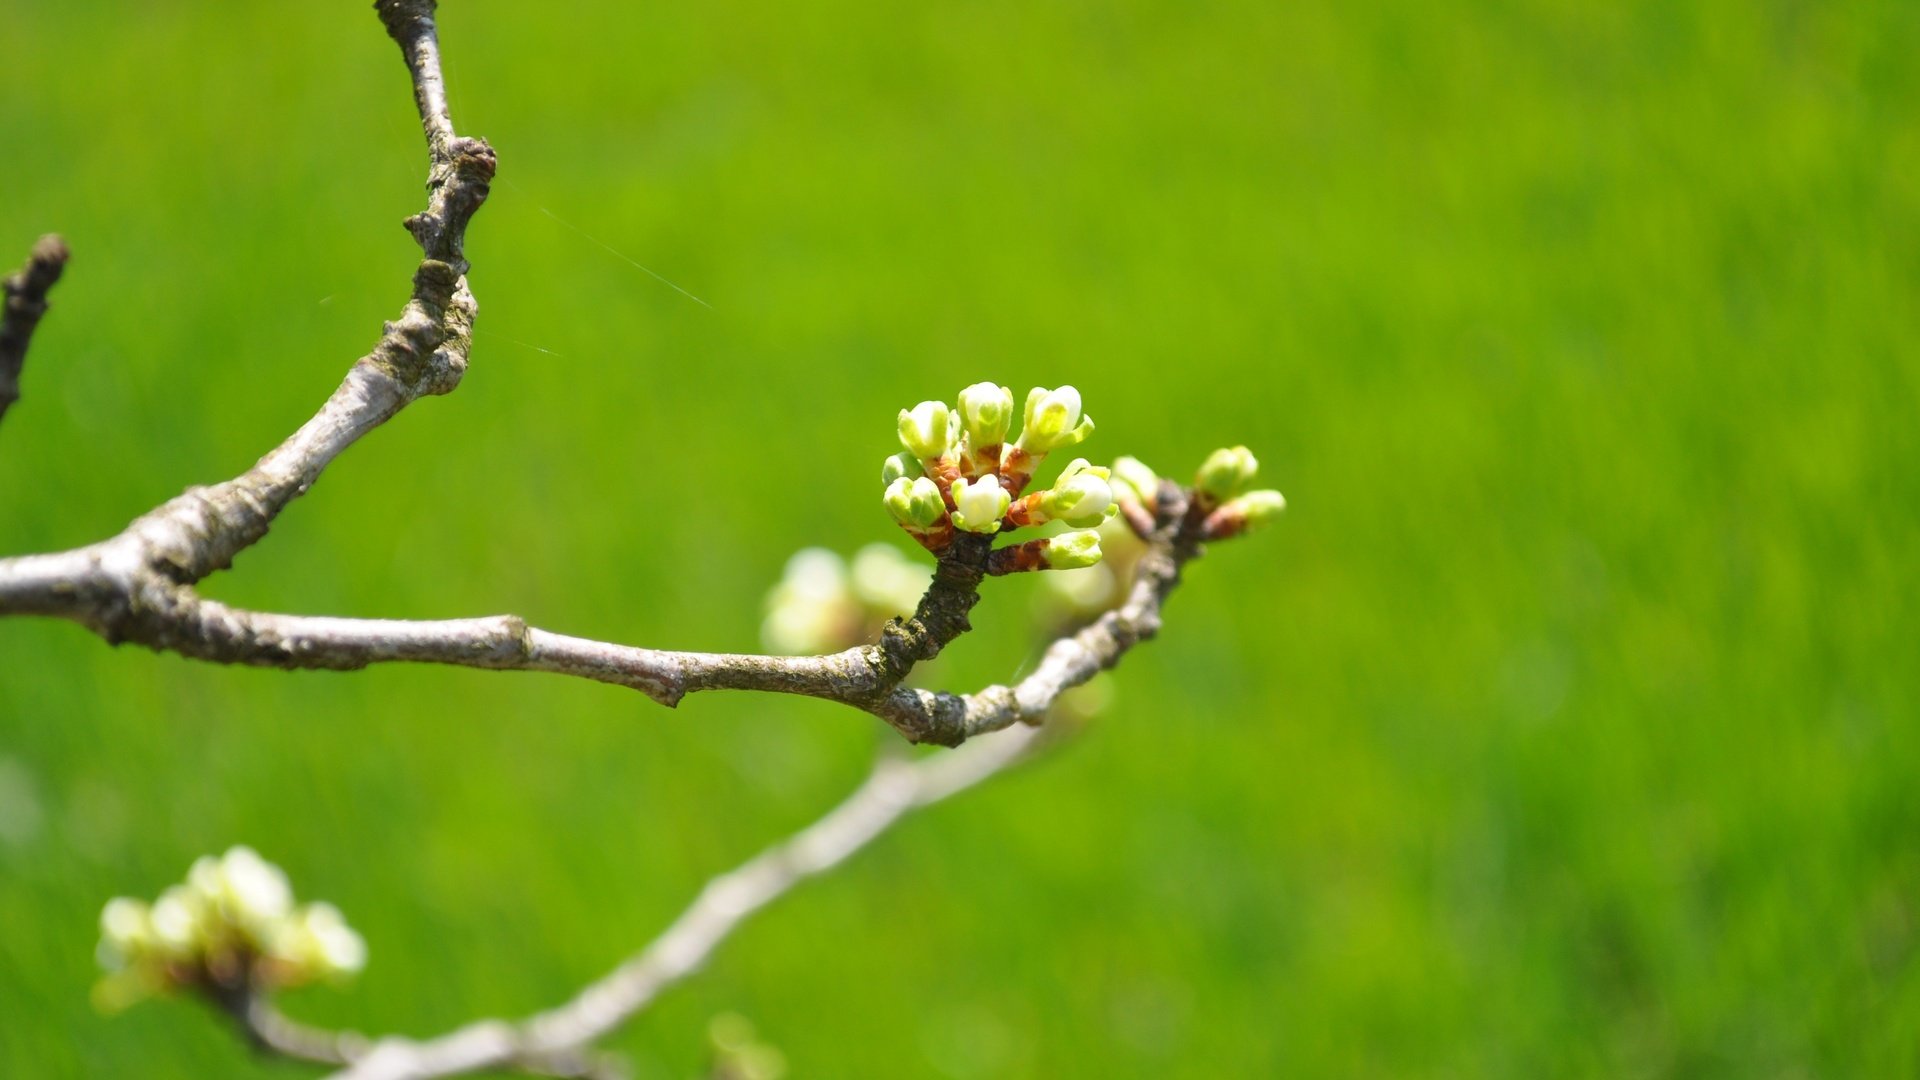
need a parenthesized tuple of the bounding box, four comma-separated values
(3, 0, 1917, 1075)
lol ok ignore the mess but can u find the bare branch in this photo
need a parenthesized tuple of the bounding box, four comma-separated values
(296, 724, 1047, 1080)
(0, 233, 70, 428)
(0, 1, 1207, 748)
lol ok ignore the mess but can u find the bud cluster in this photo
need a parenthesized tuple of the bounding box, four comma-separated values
(884, 383, 1117, 573)
(94, 846, 366, 1011)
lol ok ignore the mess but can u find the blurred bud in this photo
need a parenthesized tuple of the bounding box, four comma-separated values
(284, 901, 367, 978)
(850, 543, 929, 617)
(949, 475, 1010, 533)
(95, 847, 367, 1010)
(1236, 489, 1287, 525)
(1110, 455, 1159, 506)
(1044, 529, 1104, 569)
(883, 476, 947, 528)
(761, 548, 857, 654)
(149, 886, 204, 955)
(880, 451, 921, 486)
(216, 846, 294, 929)
(1195, 445, 1259, 500)
(897, 400, 953, 461)
(956, 382, 1014, 449)
(1202, 488, 1287, 540)
(98, 898, 154, 968)
(1016, 385, 1094, 453)
(1044, 459, 1117, 528)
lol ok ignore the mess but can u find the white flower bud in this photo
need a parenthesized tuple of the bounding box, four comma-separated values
(883, 476, 946, 528)
(949, 475, 1011, 533)
(1043, 458, 1116, 528)
(956, 382, 1013, 448)
(1016, 385, 1095, 453)
(896, 400, 953, 460)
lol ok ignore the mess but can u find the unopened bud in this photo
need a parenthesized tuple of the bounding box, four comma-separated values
(949, 475, 1011, 533)
(897, 400, 953, 461)
(1043, 529, 1104, 570)
(1042, 458, 1117, 528)
(1015, 385, 1095, 454)
(956, 382, 1014, 449)
(880, 451, 921, 486)
(1110, 455, 1159, 506)
(1195, 445, 1258, 499)
(883, 476, 946, 528)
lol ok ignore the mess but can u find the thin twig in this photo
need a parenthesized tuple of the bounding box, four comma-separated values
(0, 233, 70, 427)
(311, 724, 1047, 1080)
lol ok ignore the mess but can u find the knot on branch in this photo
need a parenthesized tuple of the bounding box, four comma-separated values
(366, 261, 472, 395)
(407, 138, 494, 267)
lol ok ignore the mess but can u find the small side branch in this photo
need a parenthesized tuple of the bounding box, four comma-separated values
(297, 724, 1046, 1080)
(0, 233, 70, 428)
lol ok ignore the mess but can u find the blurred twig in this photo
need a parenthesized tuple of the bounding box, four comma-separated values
(314, 723, 1048, 1080)
(0, 233, 69, 428)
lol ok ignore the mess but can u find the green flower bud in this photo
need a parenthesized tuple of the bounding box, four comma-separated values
(1016, 385, 1095, 453)
(880, 451, 921, 486)
(1043, 458, 1117, 528)
(1196, 445, 1259, 499)
(884, 476, 946, 528)
(949, 475, 1011, 533)
(957, 382, 1014, 448)
(1043, 529, 1104, 570)
(897, 400, 953, 460)
(1110, 455, 1159, 506)
(1233, 489, 1287, 527)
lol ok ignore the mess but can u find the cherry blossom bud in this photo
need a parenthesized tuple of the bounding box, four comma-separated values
(1015, 385, 1095, 453)
(1043, 529, 1104, 569)
(1044, 459, 1117, 528)
(897, 400, 953, 461)
(1202, 488, 1287, 540)
(1110, 455, 1159, 507)
(949, 475, 1011, 533)
(880, 451, 921, 486)
(1195, 445, 1259, 500)
(883, 476, 946, 528)
(956, 382, 1014, 449)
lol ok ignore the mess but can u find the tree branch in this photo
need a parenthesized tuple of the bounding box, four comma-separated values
(0, 233, 70, 428)
(0, 0, 1207, 749)
(246, 723, 1049, 1080)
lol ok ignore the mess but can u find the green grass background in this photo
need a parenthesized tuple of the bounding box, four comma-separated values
(3, 0, 1916, 1075)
